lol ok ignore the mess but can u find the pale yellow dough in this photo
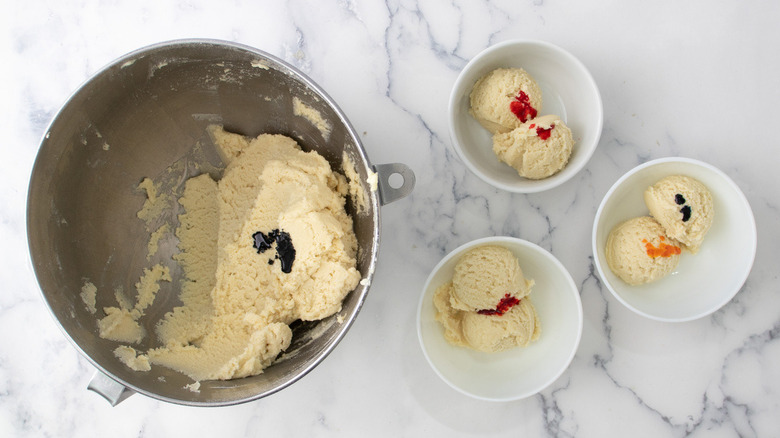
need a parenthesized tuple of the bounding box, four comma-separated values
(147, 224, 169, 260)
(293, 96, 332, 140)
(450, 245, 533, 311)
(469, 68, 543, 134)
(461, 299, 541, 353)
(146, 126, 361, 381)
(492, 115, 574, 180)
(80, 281, 97, 314)
(605, 216, 681, 285)
(342, 151, 372, 215)
(433, 245, 541, 353)
(644, 175, 714, 254)
(136, 178, 170, 229)
(97, 264, 171, 344)
(113, 346, 151, 372)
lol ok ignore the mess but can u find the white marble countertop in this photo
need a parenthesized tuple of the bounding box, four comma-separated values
(2, 1, 779, 436)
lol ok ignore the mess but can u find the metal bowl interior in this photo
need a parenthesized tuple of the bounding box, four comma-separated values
(27, 40, 380, 405)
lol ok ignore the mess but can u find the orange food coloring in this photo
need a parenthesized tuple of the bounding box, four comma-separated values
(642, 236, 681, 258)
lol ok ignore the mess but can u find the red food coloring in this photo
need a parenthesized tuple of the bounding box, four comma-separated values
(477, 294, 521, 316)
(509, 91, 537, 123)
(536, 124, 554, 140)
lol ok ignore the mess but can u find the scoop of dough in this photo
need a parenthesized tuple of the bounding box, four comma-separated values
(433, 280, 541, 353)
(469, 68, 543, 134)
(450, 245, 533, 311)
(461, 298, 541, 353)
(644, 175, 714, 254)
(606, 216, 682, 285)
(433, 282, 467, 348)
(492, 115, 573, 180)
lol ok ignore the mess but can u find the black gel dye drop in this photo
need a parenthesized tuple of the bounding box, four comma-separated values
(673, 193, 692, 222)
(252, 231, 275, 253)
(680, 205, 692, 222)
(273, 232, 296, 274)
(252, 229, 296, 274)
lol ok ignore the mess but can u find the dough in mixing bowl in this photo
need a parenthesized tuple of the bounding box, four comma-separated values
(145, 126, 361, 381)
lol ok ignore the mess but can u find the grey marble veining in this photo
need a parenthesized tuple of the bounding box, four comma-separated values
(2, 0, 779, 436)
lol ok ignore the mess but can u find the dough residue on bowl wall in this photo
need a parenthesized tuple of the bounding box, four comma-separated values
(293, 96, 332, 141)
(341, 151, 377, 215)
(185, 381, 201, 393)
(147, 223, 170, 260)
(113, 345, 151, 372)
(96, 264, 171, 344)
(136, 178, 171, 230)
(250, 59, 270, 70)
(80, 280, 97, 314)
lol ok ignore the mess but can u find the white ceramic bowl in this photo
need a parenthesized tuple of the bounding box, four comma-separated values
(417, 237, 583, 401)
(592, 157, 757, 322)
(448, 40, 603, 193)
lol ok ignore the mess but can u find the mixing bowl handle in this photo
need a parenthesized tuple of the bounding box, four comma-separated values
(87, 370, 135, 406)
(373, 163, 415, 206)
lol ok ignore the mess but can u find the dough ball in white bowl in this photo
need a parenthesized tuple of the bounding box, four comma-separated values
(593, 157, 757, 322)
(449, 39, 602, 193)
(417, 236, 582, 401)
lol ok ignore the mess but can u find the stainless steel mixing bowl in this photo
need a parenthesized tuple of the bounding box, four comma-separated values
(26, 39, 414, 406)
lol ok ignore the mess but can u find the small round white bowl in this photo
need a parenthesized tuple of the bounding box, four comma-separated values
(592, 157, 757, 322)
(448, 40, 603, 193)
(417, 236, 583, 401)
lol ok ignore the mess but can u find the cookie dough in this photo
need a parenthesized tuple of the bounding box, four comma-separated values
(146, 224, 169, 260)
(461, 299, 541, 353)
(450, 245, 534, 311)
(605, 216, 682, 285)
(80, 280, 97, 314)
(97, 264, 171, 344)
(433, 245, 541, 353)
(469, 68, 543, 134)
(145, 126, 361, 381)
(342, 151, 377, 215)
(136, 178, 170, 229)
(492, 115, 574, 180)
(644, 175, 714, 254)
(114, 346, 151, 372)
(293, 96, 332, 140)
